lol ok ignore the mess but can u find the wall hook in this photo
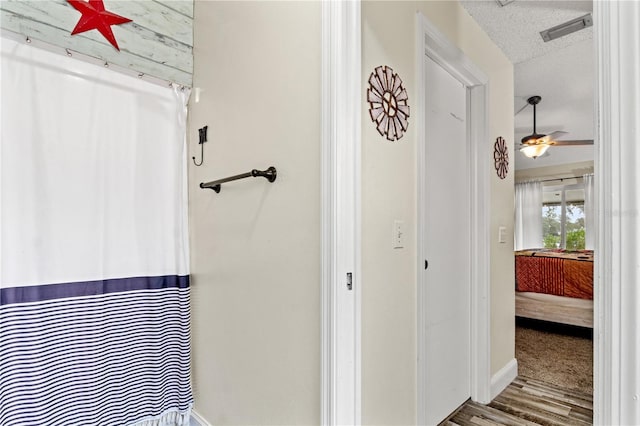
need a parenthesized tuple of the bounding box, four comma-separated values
(192, 125, 208, 167)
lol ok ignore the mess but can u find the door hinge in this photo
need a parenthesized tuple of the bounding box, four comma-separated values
(346, 272, 353, 290)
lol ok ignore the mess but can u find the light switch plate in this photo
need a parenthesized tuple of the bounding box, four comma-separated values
(498, 226, 507, 243)
(393, 220, 404, 248)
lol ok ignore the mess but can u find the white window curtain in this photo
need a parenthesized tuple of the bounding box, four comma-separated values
(584, 173, 595, 250)
(514, 181, 543, 250)
(1, 36, 192, 425)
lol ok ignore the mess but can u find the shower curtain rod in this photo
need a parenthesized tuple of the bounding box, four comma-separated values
(200, 166, 277, 193)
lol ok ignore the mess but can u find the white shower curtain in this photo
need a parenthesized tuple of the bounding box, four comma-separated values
(514, 181, 543, 250)
(1, 36, 192, 425)
(584, 173, 595, 250)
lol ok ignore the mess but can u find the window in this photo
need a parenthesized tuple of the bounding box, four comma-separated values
(542, 185, 585, 250)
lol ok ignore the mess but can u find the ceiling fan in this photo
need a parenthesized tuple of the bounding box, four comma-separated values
(519, 95, 594, 158)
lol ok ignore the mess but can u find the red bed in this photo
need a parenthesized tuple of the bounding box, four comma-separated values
(515, 249, 594, 300)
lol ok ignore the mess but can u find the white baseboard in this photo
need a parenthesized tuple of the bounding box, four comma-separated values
(490, 358, 518, 401)
(190, 410, 212, 426)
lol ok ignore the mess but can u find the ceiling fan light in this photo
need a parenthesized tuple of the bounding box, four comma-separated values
(520, 143, 550, 159)
(521, 134, 541, 145)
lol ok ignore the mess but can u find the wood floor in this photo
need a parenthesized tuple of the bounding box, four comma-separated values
(441, 376, 593, 426)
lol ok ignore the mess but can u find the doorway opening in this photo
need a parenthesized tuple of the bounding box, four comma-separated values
(510, 4, 596, 404)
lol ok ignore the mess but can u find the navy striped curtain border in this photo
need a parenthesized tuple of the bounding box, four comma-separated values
(0, 275, 190, 305)
(0, 284, 192, 425)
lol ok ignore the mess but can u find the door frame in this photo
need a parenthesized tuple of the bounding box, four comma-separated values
(415, 13, 491, 423)
(594, 2, 640, 424)
(320, 0, 361, 424)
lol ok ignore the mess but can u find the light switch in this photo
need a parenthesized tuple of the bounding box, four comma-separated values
(498, 226, 507, 243)
(393, 220, 404, 248)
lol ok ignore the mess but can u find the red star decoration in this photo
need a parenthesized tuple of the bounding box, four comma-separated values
(67, 0, 132, 51)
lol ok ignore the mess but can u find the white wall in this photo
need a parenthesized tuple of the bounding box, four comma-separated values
(515, 160, 594, 184)
(361, 2, 514, 423)
(188, 2, 321, 424)
(188, 1, 514, 424)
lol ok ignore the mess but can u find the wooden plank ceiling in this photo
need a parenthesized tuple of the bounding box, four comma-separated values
(0, 0, 193, 86)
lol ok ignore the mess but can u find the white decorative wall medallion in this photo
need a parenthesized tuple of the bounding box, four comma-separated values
(367, 65, 410, 141)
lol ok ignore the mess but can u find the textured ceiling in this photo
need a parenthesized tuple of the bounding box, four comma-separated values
(460, 0, 593, 64)
(460, 0, 594, 171)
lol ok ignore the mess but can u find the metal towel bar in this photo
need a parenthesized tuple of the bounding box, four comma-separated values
(199, 167, 277, 193)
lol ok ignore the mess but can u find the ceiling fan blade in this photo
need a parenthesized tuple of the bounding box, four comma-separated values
(515, 102, 529, 116)
(533, 130, 567, 144)
(545, 130, 568, 140)
(551, 139, 594, 146)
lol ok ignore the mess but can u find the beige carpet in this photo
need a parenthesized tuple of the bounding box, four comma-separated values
(515, 318, 593, 395)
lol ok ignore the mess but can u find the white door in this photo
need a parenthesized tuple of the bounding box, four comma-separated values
(422, 54, 471, 425)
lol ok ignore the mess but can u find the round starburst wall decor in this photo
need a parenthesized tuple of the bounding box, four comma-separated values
(494, 136, 509, 179)
(367, 65, 410, 141)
